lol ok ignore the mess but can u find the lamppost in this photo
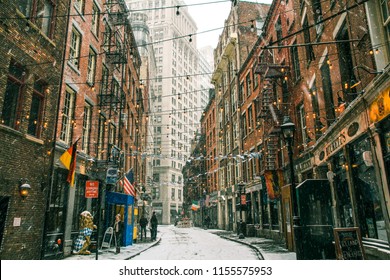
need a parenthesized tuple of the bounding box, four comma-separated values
(237, 181, 246, 239)
(280, 115, 304, 259)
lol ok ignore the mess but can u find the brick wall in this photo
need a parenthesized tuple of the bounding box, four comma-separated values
(0, 0, 70, 259)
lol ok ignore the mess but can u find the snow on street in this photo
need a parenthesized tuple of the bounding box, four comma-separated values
(131, 225, 259, 260)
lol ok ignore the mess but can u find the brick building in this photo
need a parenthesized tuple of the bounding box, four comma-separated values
(217, 0, 390, 259)
(211, 1, 270, 232)
(200, 89, 218, 227)
(0, 0, 70, 259)
(43, 0, 143, 258)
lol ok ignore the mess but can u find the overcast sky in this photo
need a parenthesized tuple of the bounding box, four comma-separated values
(186, 0, 273, 49)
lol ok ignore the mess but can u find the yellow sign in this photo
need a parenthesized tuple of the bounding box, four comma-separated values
(369, 89, 390, 123)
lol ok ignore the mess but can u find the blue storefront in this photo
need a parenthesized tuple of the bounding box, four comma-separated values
(105, 192, 135, 246)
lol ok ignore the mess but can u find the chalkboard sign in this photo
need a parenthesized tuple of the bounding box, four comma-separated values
(101, 227, 114, 249)
(334, 227, 365, 260)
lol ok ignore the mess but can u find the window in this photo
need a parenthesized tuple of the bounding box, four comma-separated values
(380, 1, 390, 53)
(91, 3, 100, 36)
(18, 1, 34, 17)
(27, 80, 46, 138)
(246, 73, 251, 97)
(74, 0, 85, 15)
(87, 48, 97, 84)
(60, 86, 76, 144)
(97, 114, 105, 160)
(303, 17, 315, 63)
(248, 105, 253, 132)
(81, 104, 92, 153)
(312, 0, 324, 35)
(42, 0, 55, 38)
(100, 64, 109, 94)
(103, 20, 112, 52)
(171, 188, 175, 200)
(241, 112, 247, 137)
(253, 65, 259, 89)
(1, 61, 25, 130)
(109, 123, 116, 147)
(310, 81, 321, 139)
(275, 17, 283, 47)
(69, 27, 82, 69)
(239, 82, 244, 104)
(298, 104, 308, 145)
(320, 55, 336, 125)
(291, 42, 301, 81)
(336, 23, 356, 103)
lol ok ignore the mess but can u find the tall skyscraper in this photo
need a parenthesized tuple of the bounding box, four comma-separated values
(127, 0, 212, 224)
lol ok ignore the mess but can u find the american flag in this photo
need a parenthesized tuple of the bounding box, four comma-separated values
(119, 169, 136, 196)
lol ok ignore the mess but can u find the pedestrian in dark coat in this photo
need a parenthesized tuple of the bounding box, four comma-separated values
(139, 215, 148, 241)
(114, 214, 123, 252)
(150, 211, 158, 241)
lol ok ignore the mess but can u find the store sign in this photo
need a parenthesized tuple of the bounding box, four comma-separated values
(85, 181, 99, 198)
(334, 227, 365, 260)
(240, 194, 246, 205)
(325, 134, 346, 157)
(369, 89, 390, 123)
(298, 158, 313, 172)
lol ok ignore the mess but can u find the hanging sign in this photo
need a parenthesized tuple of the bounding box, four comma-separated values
(240, 194, 247, 205)
(85, 180, 99, 198)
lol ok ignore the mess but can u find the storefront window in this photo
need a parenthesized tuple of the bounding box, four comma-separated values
(71, 176, 87, 232)
(270, 201, 280, 230)
(260, 189, 269, 227)
(350, 138, 388, 242)
(333, 152, 354, 227)
(43, 169, 68, 258)
(246, 193, 252, 224)
(253, 191, 260, 224)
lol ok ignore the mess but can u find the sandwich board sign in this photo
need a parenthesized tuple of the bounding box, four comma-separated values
(334, 227, 365, 260)
(101, 227, 115, 249)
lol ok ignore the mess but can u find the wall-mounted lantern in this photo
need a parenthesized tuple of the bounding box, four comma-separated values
(19, 179, 31, 199)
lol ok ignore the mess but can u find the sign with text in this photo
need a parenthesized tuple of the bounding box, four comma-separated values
(85, 180, 99, 198)
(334, 227, 365, 260)
(240, 194, 246, 205)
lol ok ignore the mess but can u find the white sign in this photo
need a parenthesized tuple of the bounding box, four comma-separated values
(13, 218, 21, 227)
(101, 227, 114, 249)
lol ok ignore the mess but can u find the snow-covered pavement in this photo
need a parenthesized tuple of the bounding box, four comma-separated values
(65, 225, 296, 260)
(131, 225, 259, 260)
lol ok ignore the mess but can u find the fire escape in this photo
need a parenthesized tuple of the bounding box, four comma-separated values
(255, 63, 289, 172)
(98, 1, 130, 169)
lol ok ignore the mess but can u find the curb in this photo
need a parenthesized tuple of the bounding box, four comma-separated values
(219, 235, 265, 260)
(125, 238, 162, 260)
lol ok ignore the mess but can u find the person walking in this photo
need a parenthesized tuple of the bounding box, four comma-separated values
(114, 214, 123, 253)
(139, 215, 148, 241)
(204, 215, 211, 229)
(150, 211, 158, 241)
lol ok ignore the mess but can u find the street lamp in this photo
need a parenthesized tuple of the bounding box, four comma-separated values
(280, 115, 304, 259)
(237, 181, 246, 239)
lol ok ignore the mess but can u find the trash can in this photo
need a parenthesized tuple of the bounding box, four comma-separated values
(236, 221, 246, 236)
(246, 224, 256, 237)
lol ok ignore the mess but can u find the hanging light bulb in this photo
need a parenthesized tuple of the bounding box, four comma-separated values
(176, 6, 180, 16)
(189, 35, 192, 43)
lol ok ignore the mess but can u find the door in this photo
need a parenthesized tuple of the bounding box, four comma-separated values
(0, 197, 10, 248)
